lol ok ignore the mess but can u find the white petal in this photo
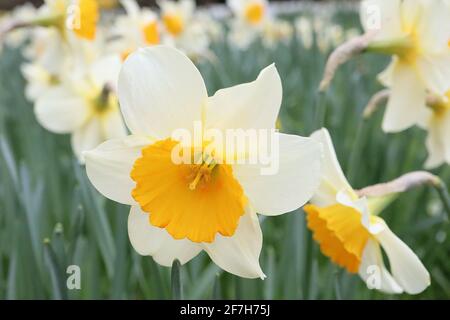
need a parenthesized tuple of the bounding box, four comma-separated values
(128, 206, 202, 266)
(90, 55, 123, 90)
(202, 207, 265, 279)
(417, 55, 450, 96)
(233, 133, 322, 216)
(416, 0, 450, 53)
(71, 117, 104, 163)
(382, 63, 426, 132)
(84, 135, 152, 205)
(375, 222, 430, 294)
(118, 45, 207, 138)
(377, 57, 397, 87)
(360, 0, 404, 39)
(359, 239, 403, 294)
(424, 117, 446, 169)
(205, 64, 282, 130)
(310, 128, 354, 206)
(101, 111, 128, 140)
(35, 86, 90, 134)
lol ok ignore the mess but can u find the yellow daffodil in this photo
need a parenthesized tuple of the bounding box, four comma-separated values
(304, 128, 430, 294)
(108, 0, 161, 60)
(35, 55, 127, 162)
(84, 46, 323, 278)
(360, 0, 450, 132)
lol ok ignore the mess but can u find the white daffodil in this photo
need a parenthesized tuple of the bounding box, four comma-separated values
(21, 62, 62, 102)
(158, 0, 210, 58)
(295, 16, 314, 50)
(35, 55, 127, 162)
(227, 0, 269, 49)
(360, 0, 450, 133)
(261, 19, 293, 49)
(421, 91, 450, 168)
(108, 0, 160, 60)
(84, 46, 322, 278)
(304, 128, 430, 294)
(1, 3, 37, 49)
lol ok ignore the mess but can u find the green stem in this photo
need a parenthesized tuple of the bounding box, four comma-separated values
(346, 120, 365, 183)
(313, 91, 327, 130)
(433, 180, 450, 222)
(171, 259, 183, 300)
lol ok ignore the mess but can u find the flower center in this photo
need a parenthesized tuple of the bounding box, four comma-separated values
(304, 203, 371, 273)
(163, 14, 184, 36)
(72, 0, 99, 40)
(142, 21, 160, 45)
(91, 86, 116, 115)
(428, 91, 450, 118)
(244, 2, 265, 25)
(131, 139, 247, 243)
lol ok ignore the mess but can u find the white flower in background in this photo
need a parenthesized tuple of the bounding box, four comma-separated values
(421, 90, 450, 168)
(227, 0, 269, 49)
(158, 0, 210, 58)
(22, 62, 62, 102)
(108, 0, 160, 60)
(304, 128, 430, 294)
(360, 0, 450, 133)
(35, 54, 127, 162)
(261, 19, 293, 49)
(295, 16, 313, 49)
(84, 46, 323, 278)
(1, 3, 37, 49)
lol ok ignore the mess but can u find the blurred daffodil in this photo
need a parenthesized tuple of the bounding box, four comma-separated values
(158, 0, 211, 58)
(304, 128, 430, 294)
(35, 55, 126, 162)
(108, 0, 160, 60)
(84, 46, 322, 278)
(360, 0, 450, 132)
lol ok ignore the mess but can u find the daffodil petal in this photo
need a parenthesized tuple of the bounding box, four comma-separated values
(417, 55, 450, 96)
(374, 222, 430, 294)
(128, 206, 202, 266)
(424, 118, 446, 169)
(233, 133, 322, 216)
(205, 64, 282, 130)
(118, 46, 207, 138)
(310, 128, 354, 206)
(358, 239, 403, 294)
(382, 63, 426, 132)
(416, 0, 450, 53)
(72, 117, 104, 163)
(90, 55, 122, 90)
(101, 111, 128, 141)
(35, 86, 90, 134)
(202, 207, 265, 279)
(84, 135, 152, 205)
(360, 0, 403, 40)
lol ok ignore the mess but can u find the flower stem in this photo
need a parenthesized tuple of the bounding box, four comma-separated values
(433, 180, 450, 222)
(171, 259, 183, 300)
(313, 91, 327, 130)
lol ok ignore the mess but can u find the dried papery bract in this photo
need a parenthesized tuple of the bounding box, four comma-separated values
(356, 171, 440, 198)
(362, 89, 390, 119)
(319, 32, 375, 92)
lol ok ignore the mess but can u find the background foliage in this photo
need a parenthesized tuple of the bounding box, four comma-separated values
(0, 8, 449, 299)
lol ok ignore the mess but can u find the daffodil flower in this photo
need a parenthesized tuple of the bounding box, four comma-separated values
(35, 55, 126, 162)
(84, 46, 323, 278)
(157, 0, 212, 59)
(108, 0, 160, 60)
(227, 0, 269, 49)
(304, 128, 430, 294)
(360, 0, 450, 132)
